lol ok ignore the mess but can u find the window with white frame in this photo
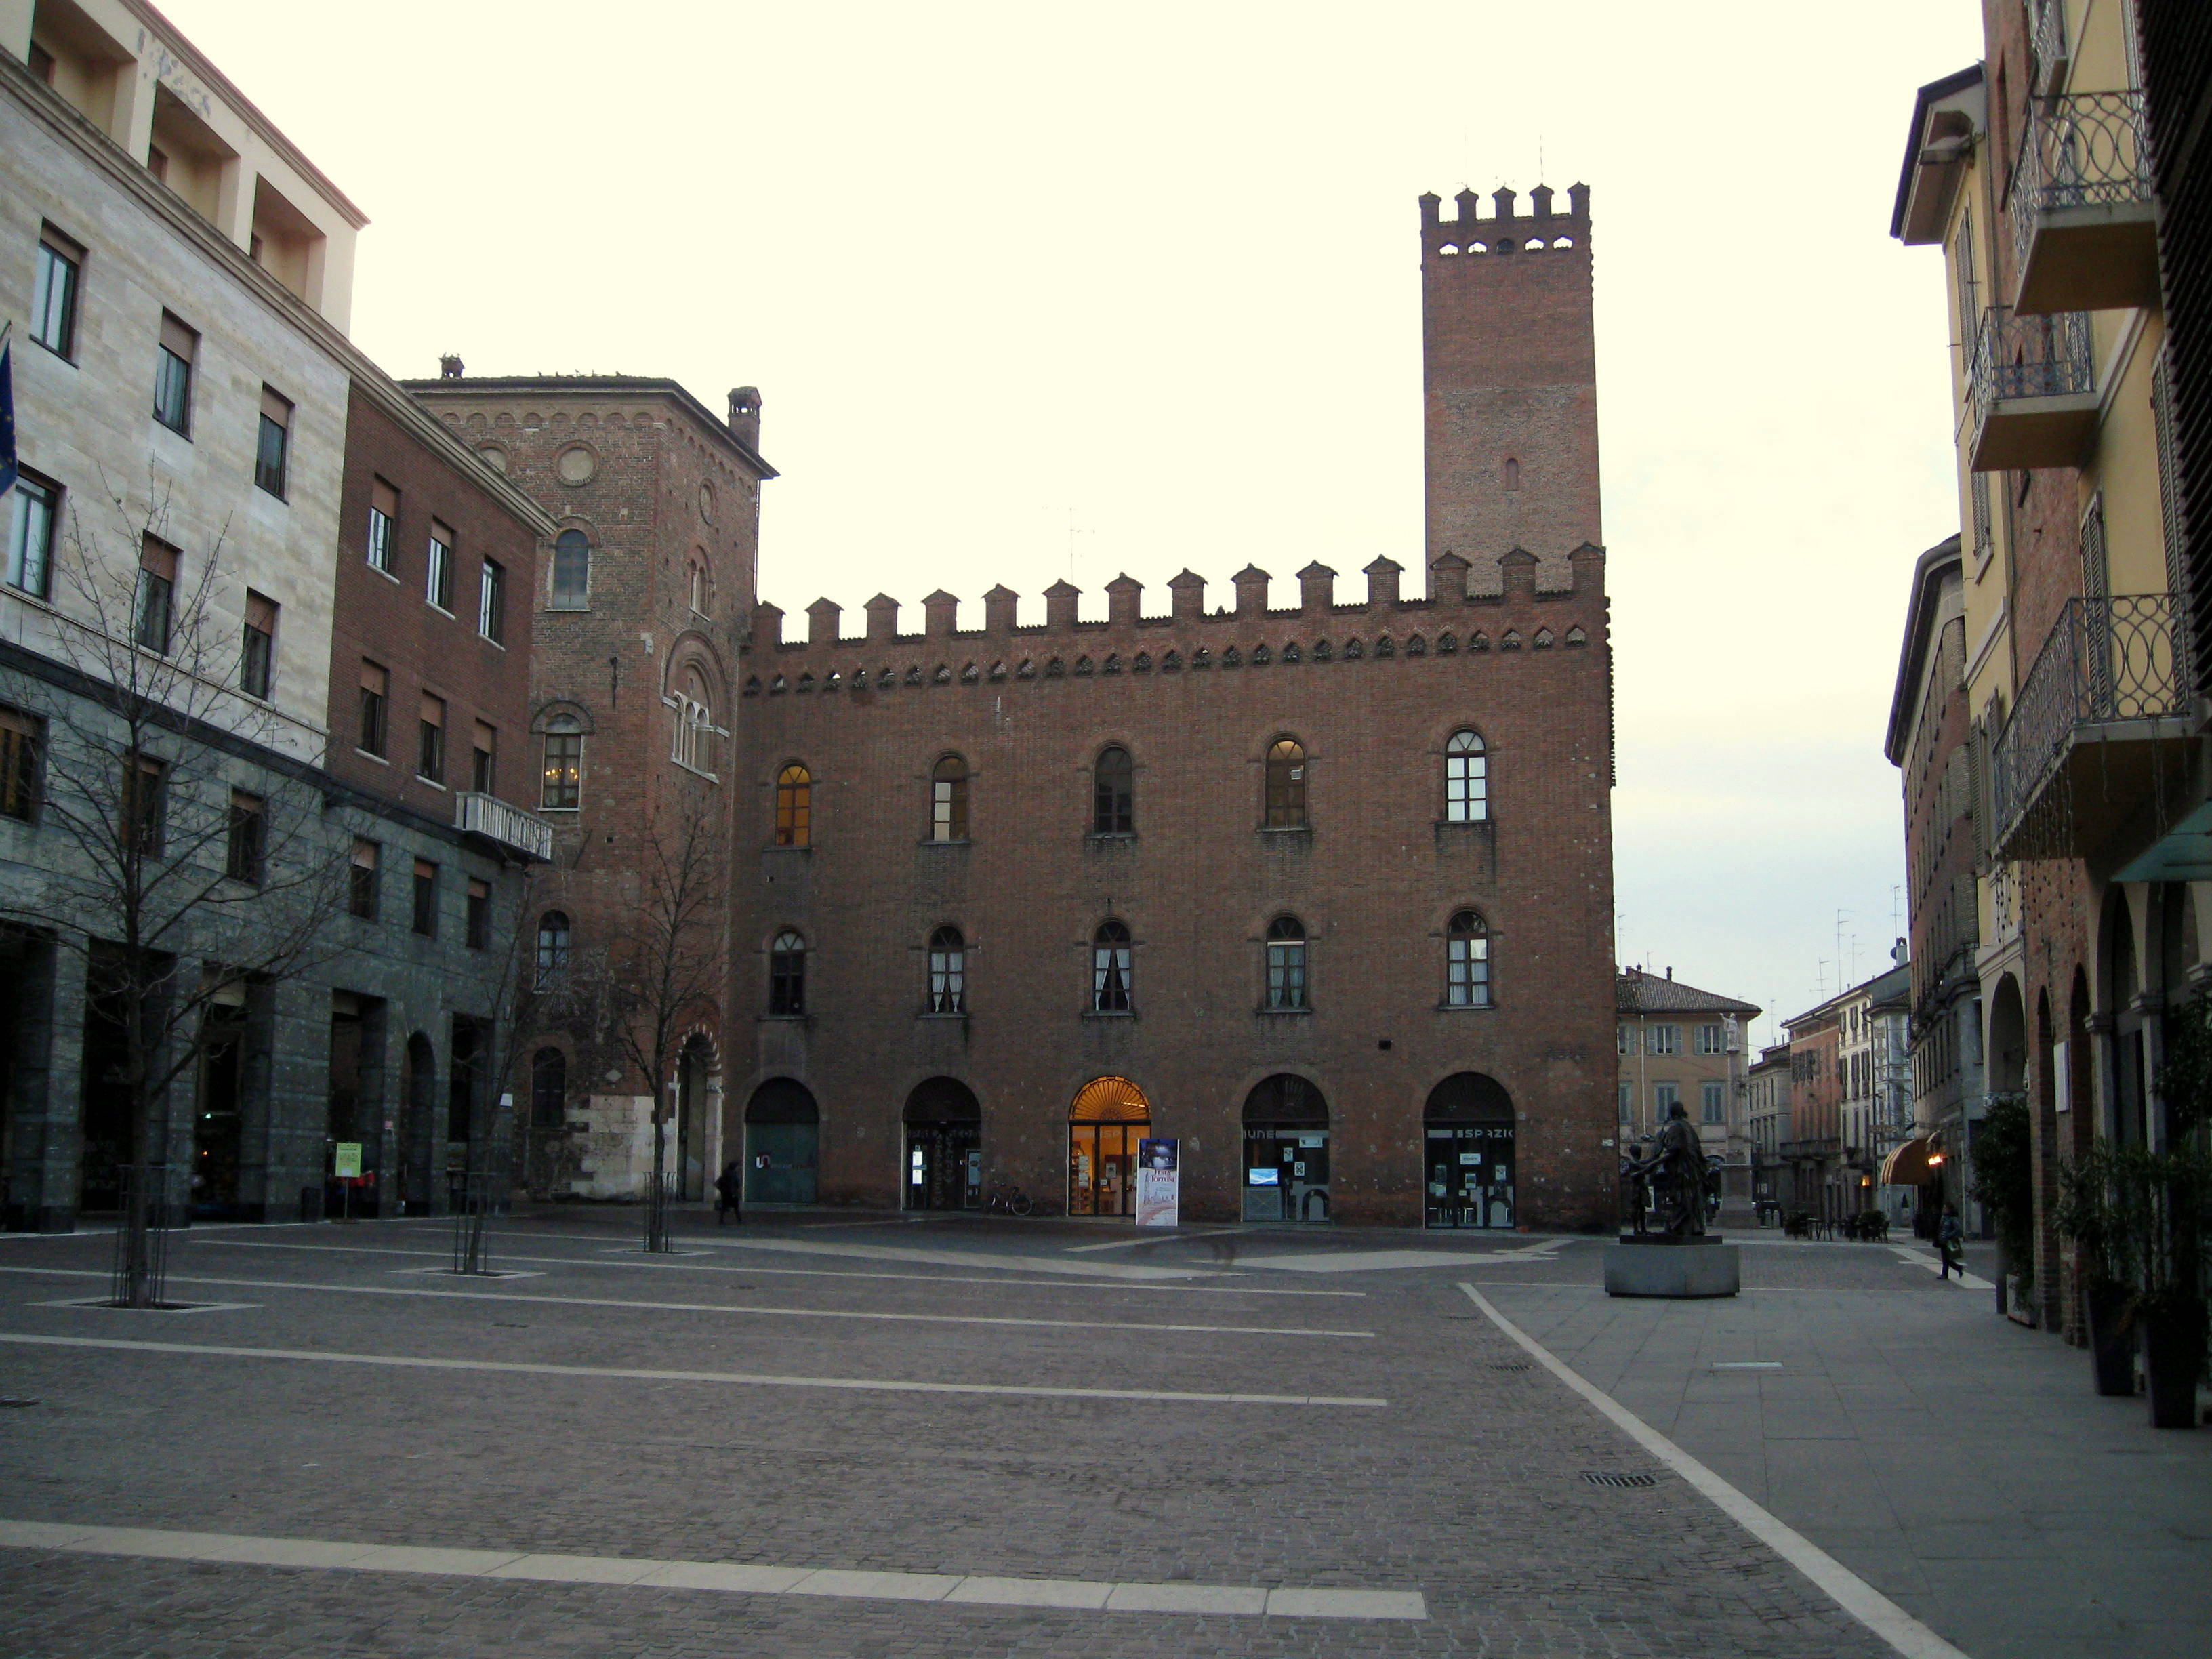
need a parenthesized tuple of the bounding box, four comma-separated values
(1444, 729, 1488, 821)
(672, 665, 716, 773)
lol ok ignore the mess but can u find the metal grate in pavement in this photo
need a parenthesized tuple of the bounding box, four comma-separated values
(1580, 1471, 1658, 1488)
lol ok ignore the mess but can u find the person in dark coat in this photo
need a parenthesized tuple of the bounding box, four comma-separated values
(714, 1160, 744, 1226)
(1936, 1202, 1964, 1279)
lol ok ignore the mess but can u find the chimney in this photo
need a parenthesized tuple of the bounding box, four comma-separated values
(727, 385, 762, 449)
(1044, 579, 1080, 630)
(1363, 556, 1402, 608)
(752, 600, 783, 647)
(1232, 565, 1269, 618)
(806, 598, 842, 646)
(864, 593, 899, 643)
(1168, 569, 1206, 621)
(1296, 561, 1336, 614)
(1429, 550, 1469, 604)
(983, 584, 1019, 632)
(438, 354, 464, 380)
(923, 590, 958, 638)
(1105, 573, 1143, 628)
(1666, 966, 1673, 980)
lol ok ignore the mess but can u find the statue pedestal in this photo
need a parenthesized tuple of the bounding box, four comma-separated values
(1604, 1237, 1739, 1299)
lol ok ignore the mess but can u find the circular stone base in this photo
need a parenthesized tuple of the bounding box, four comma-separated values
(1603, 1242, 1740, 1298)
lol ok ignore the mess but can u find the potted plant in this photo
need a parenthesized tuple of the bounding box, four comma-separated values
(2055, 1144, 2138, 1397)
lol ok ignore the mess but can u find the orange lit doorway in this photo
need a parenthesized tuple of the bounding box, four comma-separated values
(1069, 1075, 1151, 1217)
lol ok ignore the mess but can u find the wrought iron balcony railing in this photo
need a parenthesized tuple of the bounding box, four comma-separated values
(1967, 306, 2095, 469)
(2030, 0, 2069, 95)
(2010, 89, 2152, 279)
(454, 790, 555, 863)
(1989, 595, 2190, 855)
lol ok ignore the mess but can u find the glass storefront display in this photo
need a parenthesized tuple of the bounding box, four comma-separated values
(1425, 1071, 1515, 1228)
(1243, 1073, 1330, 1222)
(1069, 1075, 1150, 1216)
(904, 1077, 982, 1210)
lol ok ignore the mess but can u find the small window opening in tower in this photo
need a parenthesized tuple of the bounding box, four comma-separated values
(1503, 457, 1520, 491)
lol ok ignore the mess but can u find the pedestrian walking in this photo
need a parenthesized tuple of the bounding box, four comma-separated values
(1936, 1202, 1963, 1279)
(714, 1159, 744, 1226)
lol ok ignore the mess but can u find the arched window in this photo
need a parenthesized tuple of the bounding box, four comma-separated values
(1447, 909, 1492, 1007)
(541, 713, 583, 810)
(1266, 914, 1307, 1010)
(534, 910, 571, 985)
(1265, 738, 1307, 828)
(1446, 729, 1488, 823)
(776, 762, 812, 847)
(931, 754, 969, 841)
(1502, 457, 1520, 491)
(1093, 745, 1133, 835)
(1092, 919, 1132, 1012)
(928, 924, 966, 1014)
(672, 664, 716, 773)
(529, 1046, 567, 1128)
(688, 550, 711, 615)
(551, 529, 590, 609)
(769, 929, 807, 1016)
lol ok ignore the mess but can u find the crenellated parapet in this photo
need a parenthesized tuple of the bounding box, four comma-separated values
(1418, 182, 1590, 262)
(741, 545, 1604, 698)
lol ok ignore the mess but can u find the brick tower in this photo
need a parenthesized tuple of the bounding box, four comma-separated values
(1419, 184, 1599, 590)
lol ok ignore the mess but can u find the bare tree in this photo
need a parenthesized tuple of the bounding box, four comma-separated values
(0, 480, 346, 1305)
(601, 781, 726, 1252)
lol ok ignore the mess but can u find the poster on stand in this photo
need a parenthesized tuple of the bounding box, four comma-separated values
(1136, 1138, 1179, 1227)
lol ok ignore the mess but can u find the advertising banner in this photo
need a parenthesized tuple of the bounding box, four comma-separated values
(1136, 1137, 1179, 1228)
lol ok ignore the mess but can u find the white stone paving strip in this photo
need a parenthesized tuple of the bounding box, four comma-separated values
(0, 1332, 1388, 1408)
(1886, 1244, 1998, 1292)
(1244, 1244, 1565, 1273)
(0, 1519, 1426, 1619)
(0, 1265, 1371, 1339)
(176, 1235, 1371, 1297)
(1458, 1285, 1972, 1659)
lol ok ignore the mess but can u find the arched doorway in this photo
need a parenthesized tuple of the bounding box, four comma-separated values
(1069, 1075, 1149, 1217)
(676, 1035, 715, 1201)
(744, 1078, 818, 1204)
(904, 1078, 981, 1210)
(1244, 1073, 1329, 1222)
(1425, 1072, 1515, 1229)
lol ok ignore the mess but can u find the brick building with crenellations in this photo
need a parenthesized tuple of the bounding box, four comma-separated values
(718, 185, 1620, 1229)
(396, 184, 1618, 1230)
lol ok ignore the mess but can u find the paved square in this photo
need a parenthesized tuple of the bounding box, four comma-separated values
(0, 1212, 2203, 1657)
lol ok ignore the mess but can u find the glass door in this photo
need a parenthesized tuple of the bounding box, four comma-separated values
(1069, 1122, 1149, 1216)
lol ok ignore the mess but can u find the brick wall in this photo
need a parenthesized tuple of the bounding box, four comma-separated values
(326, 382, 541, 817)
(1420, 186, 1601, 590)
(731, 549, 1617, 1229)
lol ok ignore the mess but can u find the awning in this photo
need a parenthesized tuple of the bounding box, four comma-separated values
(1879, 1137, 1941, 1185)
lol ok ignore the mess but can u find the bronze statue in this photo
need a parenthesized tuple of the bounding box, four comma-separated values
(1620, 1101, 1712, 1240)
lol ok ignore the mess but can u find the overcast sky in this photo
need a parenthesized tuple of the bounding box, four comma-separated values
(165, 0, 1985, 1046)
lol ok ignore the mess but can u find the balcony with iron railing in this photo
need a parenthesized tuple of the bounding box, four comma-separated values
(2030, 0, 2070, 96)
(2010, 90, 2158, 314)
(455, 790, 556, 863)
(1988, 595, 2192, 861)
(1967, 306, 2096, 470)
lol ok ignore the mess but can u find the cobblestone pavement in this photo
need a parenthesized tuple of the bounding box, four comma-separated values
(0, 1210, 2142, 1658)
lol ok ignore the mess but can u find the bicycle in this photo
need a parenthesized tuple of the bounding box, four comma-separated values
(983, 1183, 1034, 1217)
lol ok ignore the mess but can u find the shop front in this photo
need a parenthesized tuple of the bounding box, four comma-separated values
(1243, 1073, 1330, 1222)
(1425, 1071, 1516, 1229)
(1068, 1074, 1151, 1217)
(905, 1076, 981, 1210)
